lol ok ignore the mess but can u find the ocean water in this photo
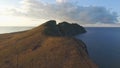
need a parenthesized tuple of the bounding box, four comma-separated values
(0, 27, 120, 68)
(0, 27, 33, 34)
(76, 27, 120, 68)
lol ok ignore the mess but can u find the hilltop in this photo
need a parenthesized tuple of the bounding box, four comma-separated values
(0, 20, 97, 68)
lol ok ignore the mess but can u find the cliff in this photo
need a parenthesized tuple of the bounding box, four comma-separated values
(0, 20, 98, 68)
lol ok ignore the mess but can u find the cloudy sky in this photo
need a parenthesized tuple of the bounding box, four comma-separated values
(0, 0, 120, 26)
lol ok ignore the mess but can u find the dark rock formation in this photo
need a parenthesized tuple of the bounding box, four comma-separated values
(43, 20, 86, 36)
(58, 21, 86, 36)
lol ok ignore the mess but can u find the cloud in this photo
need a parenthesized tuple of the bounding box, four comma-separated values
(3, 0, 118, 24)
(56, 0, 68, 3)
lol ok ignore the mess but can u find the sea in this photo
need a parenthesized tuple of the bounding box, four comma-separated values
(0, 27, 33, 34)
(0, 27, 120, 68)
(76, 27, 120, 68)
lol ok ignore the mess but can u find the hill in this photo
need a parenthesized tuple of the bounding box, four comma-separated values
(0, 20, 97, 68)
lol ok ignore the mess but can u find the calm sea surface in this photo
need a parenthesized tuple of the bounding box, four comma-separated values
(0, 27, 33, 34)
(76, 27, 120, 68)
(0, 27, 120, 68)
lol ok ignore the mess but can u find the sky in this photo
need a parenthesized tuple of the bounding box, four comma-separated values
(0, 0, 120, 26)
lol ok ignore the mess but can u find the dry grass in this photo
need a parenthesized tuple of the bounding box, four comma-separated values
(0, 21, 98, 68)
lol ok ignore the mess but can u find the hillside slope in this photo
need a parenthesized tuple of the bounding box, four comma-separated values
(0, 20, 98, 68)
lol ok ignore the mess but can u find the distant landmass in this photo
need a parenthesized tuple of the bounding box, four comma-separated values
(0, 20, 97, 68)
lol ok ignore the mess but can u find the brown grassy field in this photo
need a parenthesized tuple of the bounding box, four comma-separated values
(0, 20, 98, 68)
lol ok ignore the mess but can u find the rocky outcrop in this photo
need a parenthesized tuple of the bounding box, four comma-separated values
(58, 21, 86, 36)
(0, 20, 98, 68)
(43, 20, 86, 36)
